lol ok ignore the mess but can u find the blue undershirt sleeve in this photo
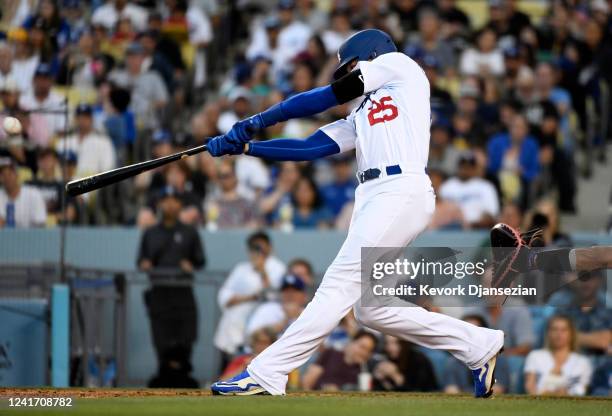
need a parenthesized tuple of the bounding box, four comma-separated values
(259, 86, 339, 127)
(246, 130, 340, 161)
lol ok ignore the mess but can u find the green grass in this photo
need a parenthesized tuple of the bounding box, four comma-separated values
(2, 392, 611, 416)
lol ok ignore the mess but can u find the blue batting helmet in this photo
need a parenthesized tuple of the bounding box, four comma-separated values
(333, 29, 397, 80)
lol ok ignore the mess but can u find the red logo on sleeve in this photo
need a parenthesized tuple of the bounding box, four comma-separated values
(367, 96, 399, 126)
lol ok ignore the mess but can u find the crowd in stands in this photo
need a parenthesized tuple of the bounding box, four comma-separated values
(0, 0, 610, 396)
(211, 230, 610, 396)
(0, 0, 610, 231)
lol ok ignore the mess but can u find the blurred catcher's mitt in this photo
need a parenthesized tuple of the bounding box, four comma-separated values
(490, 223, 542, 288)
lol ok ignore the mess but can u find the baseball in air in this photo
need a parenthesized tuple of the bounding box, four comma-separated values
(3, 116, 22, 135)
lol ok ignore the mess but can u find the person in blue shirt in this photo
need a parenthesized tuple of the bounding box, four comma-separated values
(487, 113, 540, 207)
(320, 154, 356, 218)
(289, 176, 332, 229)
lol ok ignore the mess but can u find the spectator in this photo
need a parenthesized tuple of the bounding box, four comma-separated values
(56, 31, 104, 89)
(26, 148, 76, 225)
(137, 185, 205, 384)
(19, 63, 67, 143)
(214, 231, 286, 370)
(109, 42, 168, 134)
(320, 154, 356, 219)
(524, 315, 592, 396)
(590, 360, 612, 396)
(320, 8, 353, 55)
(92, 0, 148, 32)
(55, 103, 116, 180)
(525, 199, 572, 247)
(162, 0, 212, 90)
(459, 27, 505, 77)
(478, 303, 535, 356)
(487, 113, 539, 207)
(428, 122, 460, 176)
(22, 0, 71, 54)
(206, 159, 259, 229)
(246, 274, 308, 337)
(437, 0, 470, 38)
(422, 55, 454, 126)
(287, 257, 315, 287)
(259, 161, 300, 223)
(372, 335, 438, 392)
(0, 157, 46, 227)
(404, 8, 456, 75)
(0, 42, 18, 88)
(288, 175, 332, 229)
(444, 314, 511, 394)
(217, 87, 253, 135)
(498, 201, 523, 230)
(220, 327, 277, 380)
(486, 0, 531, 40)
(302, 330, 377, 391)
(440, 152, 500, 228)
(428, 168, 465, 230)
(5, 28, 38, 96)
(295, 0, 328, 33)
(548, 270, 611, 359)
(139, 160, 203, 227)
(0, 78, 49, 147)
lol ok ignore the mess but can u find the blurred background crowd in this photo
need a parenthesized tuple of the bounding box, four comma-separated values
(0, 0, 610, 396)
(0, 0, 610, 232)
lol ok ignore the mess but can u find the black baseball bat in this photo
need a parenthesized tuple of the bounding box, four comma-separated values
(65, 144, 208, 197)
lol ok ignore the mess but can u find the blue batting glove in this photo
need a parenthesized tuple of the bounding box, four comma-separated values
(226, 115, 264, 145)
(206, 135, 244, 157)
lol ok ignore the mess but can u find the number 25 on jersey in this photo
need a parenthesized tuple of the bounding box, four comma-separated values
(367, 96, 399, 126)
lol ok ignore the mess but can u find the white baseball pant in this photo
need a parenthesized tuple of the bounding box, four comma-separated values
(247, 173, 504, 395)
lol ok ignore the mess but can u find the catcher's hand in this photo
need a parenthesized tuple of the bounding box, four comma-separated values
(489, 223, 539, 288)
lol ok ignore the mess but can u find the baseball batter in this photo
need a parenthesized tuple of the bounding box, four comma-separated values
(208, 30, 504, 397)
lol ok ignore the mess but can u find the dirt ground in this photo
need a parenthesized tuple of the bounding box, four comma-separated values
(0, 388, 213, 398)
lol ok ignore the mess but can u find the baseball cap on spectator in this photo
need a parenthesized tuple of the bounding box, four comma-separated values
(459, 83, 479, 99)
(34, 63, 54, 78)
(281, 274, 306, 292)
(153, 129, 171, 144)
(63, 0, 81, 8)
(75, 103, 93, 116)
(264, 15, 282, 30)
(431, 120, 452, 134)
(158, 185, 183, 201)
(59, 150, 78, 164)
(404, 44, 425, 61)
(7, 28, 28, 42)
(503, 46, 520, 59)
(458, 151, 477, 166)
(488, 0, 506, 7)
(30, 16, 47, 31)
(0, 157, 16, 171)
(0, 77, 20, 93)
(278, 0, 295, 10)
(234, 62, 253, 84)
(228, 86, 253, 103)
(591, 0, 609, 13)
(38, 147, 58, 160)
(421, 54, 440, 70)
(125, 42, 145, 55)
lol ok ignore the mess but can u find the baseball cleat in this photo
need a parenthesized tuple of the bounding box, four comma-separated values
(211, 370, 269, 396)
(471, 349, 502, 398)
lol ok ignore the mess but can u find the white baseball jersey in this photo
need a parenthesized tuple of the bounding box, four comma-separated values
(321, 52, 431, 174)
(245, 52, 504, 397)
